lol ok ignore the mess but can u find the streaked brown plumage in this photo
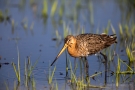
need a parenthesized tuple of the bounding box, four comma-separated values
(51, 33, 117, 66)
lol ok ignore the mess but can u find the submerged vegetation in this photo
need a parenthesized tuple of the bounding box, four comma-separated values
(0, 0, 135, 90)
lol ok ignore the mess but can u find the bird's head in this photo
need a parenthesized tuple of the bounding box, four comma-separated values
(64, 35, 76, 47)
(50, 35, 76, 66)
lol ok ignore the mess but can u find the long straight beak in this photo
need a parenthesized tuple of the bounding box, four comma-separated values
(50, 44, 68, 66)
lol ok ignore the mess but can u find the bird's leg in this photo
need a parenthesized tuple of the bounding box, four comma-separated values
(65, 50, 68, 77)
(74, 58, 76, 70)
(100, 52, 107, 85)
(84, 57, 89, 69)
(84, 57, 90, 83)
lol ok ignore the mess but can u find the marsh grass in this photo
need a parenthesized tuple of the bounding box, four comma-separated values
(41, 65, 57, 90)
(126, 46, 134, 62)
(31, 75, 36, 90)
(115, 56, 135, 87)
(14, 81, 20, 90)
(12, 45, 21, 83)
(67, 58, 107, 90)
(89, 1, 94, 26)
(58, 1, 64, 19)
(42, 0, 48, 17)
(48, 66, 56, 84)
(55, 80, 59, 90)
(4, 81, 9, 90)
(116, 57, 121, 87)
(42, 0, 48, 23)
(24, 56, 40, 88)
(51, 0, 58, 17)
(45, 66, 60, 90)
(25, 56, 40, 77)
(0, 10, 4, 22)
(119, 23, 135, 46)
(11, 42, 40, 89)
(68, 59, 87, 90)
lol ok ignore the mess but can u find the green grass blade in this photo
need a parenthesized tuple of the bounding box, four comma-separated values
(49, 66, 56, 84)
(116, 57, 121, 87)
(89, 1, 94, 25)
(31, 75, 36, 90)
(42, 0, 48, 18)
(12, 62, 19, 81)
(69, 60, 77, 83)
(111, 24, 116, 34)
(51, 0, 58, 17)
(120, 59, 133, 71)
(104, 20, 111, 34)
(14, 81, 16, 90)
(118, 71, 135, 74)
(55, 80, 58, 90)
(16, 45, 20, 82)
(24, 59, 28, 87)
(126, 46, 134, 62)
(119, 23, 123, 36)
(4, 81, 9, 90)
(28, 55, 40, 76)
(89, 71, 103, 78)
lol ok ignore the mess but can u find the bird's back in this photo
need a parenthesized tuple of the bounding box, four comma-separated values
(75, 33, 117, 56)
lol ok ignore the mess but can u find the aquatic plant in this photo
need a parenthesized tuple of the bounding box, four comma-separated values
(12, 45, 21, 83)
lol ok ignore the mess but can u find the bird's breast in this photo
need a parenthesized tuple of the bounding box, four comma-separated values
(67, 44, 90, 57)
(67, 46, 80, 57)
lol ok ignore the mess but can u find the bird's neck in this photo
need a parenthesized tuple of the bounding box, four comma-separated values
(67, 42, 79, 57)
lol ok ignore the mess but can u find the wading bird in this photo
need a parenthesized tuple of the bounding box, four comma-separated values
(51, 33, 117, 66)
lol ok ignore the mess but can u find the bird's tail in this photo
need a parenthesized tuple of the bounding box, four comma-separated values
(101, 33, 117, 47)
(109, 34, 117, 43)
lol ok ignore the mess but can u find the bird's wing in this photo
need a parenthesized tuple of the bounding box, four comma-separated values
(76, 33, 106, 55)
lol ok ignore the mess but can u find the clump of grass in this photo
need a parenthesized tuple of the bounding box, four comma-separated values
(45, 66, 59, 90)
(31, 75, 36, 90)
(11, 41, 40, 89)
(47, 66, 56, 84)
(116, 57, 121, 87)
(12, 45, 21, 83)
(126, 46, 134, 62)
(25, 56, 40, 78)
(68, 59, 105, 89)
(69, 59, 86, 90)
(24, 56, 40, 87)
(115, 56, 135, 87)
(119, 23, 135, 45)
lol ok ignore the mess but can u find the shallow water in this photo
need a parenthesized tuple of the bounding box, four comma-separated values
(0, 0, 135, 90)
